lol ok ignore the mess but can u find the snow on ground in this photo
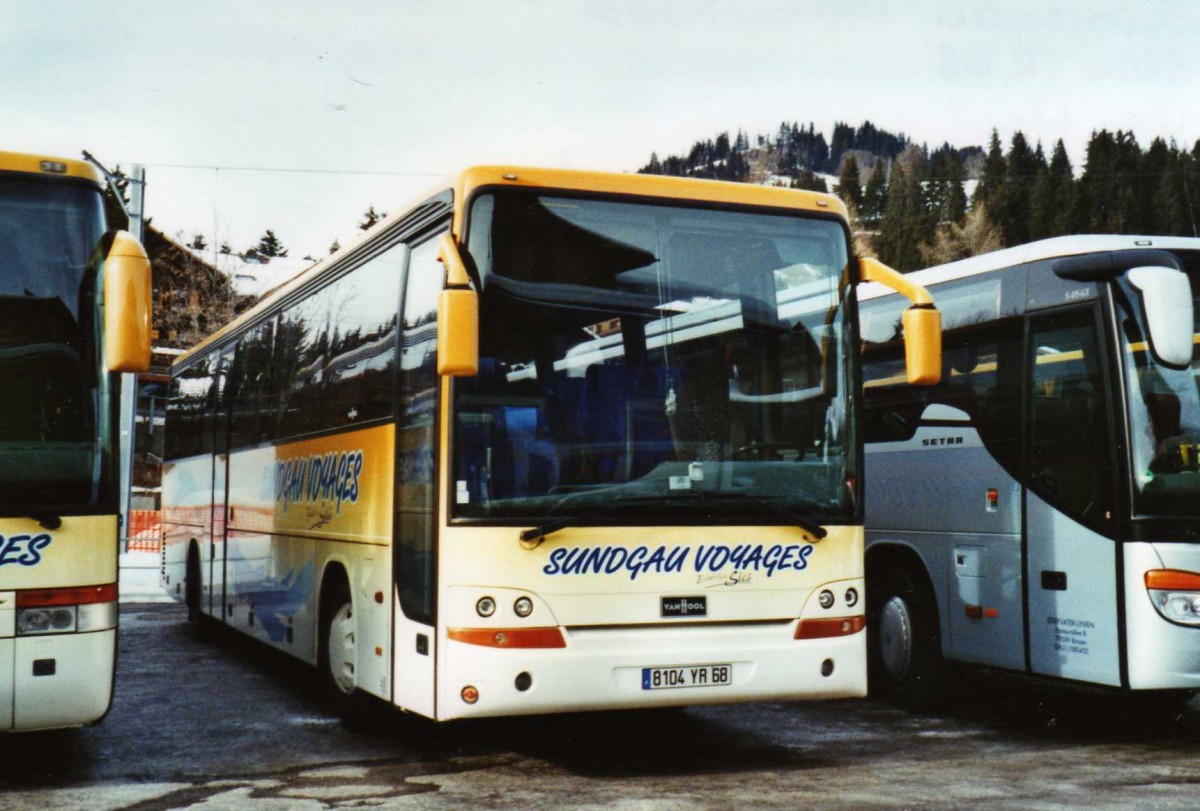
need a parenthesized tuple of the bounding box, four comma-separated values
(120, 550, 172, 604)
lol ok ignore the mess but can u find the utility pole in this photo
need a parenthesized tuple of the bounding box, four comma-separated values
(83, 152, 146, 552)
(119, 166, 146, 552)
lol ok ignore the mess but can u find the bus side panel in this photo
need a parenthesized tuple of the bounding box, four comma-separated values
(161, 456, 212, 603)
(865, 419, 1025, 671)
(1125, 542, 1200, 690)
(1025, 491, 1121, 686)
(393, 607, 435, 718)
(223, 449, 311, 665)
(222, 427, 395, 699)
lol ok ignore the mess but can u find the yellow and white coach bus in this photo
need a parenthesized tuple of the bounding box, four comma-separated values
(162, 166, 939, 723)
(862, 234, 1200, 703)
(0, 150, 151, 731)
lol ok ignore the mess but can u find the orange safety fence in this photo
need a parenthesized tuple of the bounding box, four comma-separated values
(125, 510, 162, 552)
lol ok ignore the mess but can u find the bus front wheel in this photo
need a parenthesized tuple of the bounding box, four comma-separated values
(320, 585, 372, 728)
(868, 566, 941, 705)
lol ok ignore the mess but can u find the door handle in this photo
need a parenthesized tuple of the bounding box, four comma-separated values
(1041, 570, 1067, 591)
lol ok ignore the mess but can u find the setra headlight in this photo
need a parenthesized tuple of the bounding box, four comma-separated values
(1146, 569, 1200, 626)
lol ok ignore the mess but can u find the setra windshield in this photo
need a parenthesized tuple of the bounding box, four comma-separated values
(1118, 252, 1200, 523)
(452, 190, 855, 526)
(0, 174, 110, 511)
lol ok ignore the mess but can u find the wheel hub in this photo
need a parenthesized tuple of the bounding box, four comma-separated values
(878, 595, 913, 681)
(328, 603, 357, 695)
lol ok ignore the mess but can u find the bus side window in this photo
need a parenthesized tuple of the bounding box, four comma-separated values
(229, 319, 276, 449)
(864, 318, 1022, 475)
(396, 235, 441, 625)
(1028, 311, 1113, 529)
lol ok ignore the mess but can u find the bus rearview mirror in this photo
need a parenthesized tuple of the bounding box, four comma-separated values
(1127, 266, 1194, 369)
(104, 231, 152, 373)
(437, 234, 479, 377)
(859, 256, 942, 386)
(902, 306, 942, 386)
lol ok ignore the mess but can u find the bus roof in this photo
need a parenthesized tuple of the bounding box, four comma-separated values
(174, 165, 849, 368)
(450, 166, 847, 220)
(859, 234, 1200, 302)
(0, 149, 103, 185)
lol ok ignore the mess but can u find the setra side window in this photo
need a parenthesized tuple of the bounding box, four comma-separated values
(1027, 309, 1114, 531)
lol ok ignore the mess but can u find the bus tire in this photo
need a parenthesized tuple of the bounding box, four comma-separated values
(185, 542, 202, 625)
(869, 566, 941, 706)
(320, 577, 372, 729)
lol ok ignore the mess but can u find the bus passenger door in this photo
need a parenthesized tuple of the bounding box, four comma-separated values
(208, 350, 234, 620)
(392, 236, 440, 718)
(1024, 309, 1121, 686)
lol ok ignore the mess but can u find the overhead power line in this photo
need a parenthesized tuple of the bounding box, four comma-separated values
(143, 163, 448, 178)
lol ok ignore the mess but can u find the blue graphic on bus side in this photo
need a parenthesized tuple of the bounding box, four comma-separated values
(541, 542, 814, 582)
(0, 533, 52, 567)
(275, 450, 364, 514)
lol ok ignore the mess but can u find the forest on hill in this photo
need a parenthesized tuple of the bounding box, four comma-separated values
(640, 121, 1200, 272)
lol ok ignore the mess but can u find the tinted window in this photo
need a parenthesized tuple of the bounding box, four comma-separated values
(274, 245, 404, 441)
(1028, 310, 1114, 530)
(164, 356, 215, 460)
(396, 236, 440, 624)
(222, 244, 404, 450)
(863, 312, 1022, 472)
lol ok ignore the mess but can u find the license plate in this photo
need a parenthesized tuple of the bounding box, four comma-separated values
(641, 663, 732, 690)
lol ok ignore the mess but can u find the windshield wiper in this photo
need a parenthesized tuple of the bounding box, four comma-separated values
(25, 512, 62, 530)
(664, 491, 829, 540)
(518, 491, 829, 547)
(520, 501, 652, 547)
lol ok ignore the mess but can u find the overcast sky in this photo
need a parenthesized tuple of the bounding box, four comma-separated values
(5, 1, 1198, 259)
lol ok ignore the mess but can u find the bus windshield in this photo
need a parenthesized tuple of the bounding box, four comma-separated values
(1120, 256, 1200, 521)
(0, 175, 108, 511)
(454, 191, 854, 525)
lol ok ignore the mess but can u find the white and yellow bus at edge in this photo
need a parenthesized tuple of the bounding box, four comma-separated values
(162, 167, 939, 723)
(0, 150, 151, 731)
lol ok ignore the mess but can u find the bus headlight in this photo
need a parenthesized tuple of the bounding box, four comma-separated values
(18, 606, 77, 635)
(1146, 569, 1200, 626)
(476, 596, 496, 618)
(15, 583, 118, 636)
(513, 596, 534, 618)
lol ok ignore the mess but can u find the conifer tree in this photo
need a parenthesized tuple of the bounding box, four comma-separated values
(999, 131, 1040, 246)
(973, 130, 1007, 221)
(255, 229, 288, 258)
(926, 150, 966, 226)
(875, 160, 933, 272)
(861, 163, 888, 230)
(1151, 141, 1192, 236)
(359, 206, 386, 231)
(1044, 139, 1079, 237)
(835, 155, 864, 213)
(793, 168, 828, 193)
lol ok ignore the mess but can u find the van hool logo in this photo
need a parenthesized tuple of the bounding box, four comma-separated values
(275, 450, 364, 514)
(0, 533, 51, 567)
(661, 595, 707, 617)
